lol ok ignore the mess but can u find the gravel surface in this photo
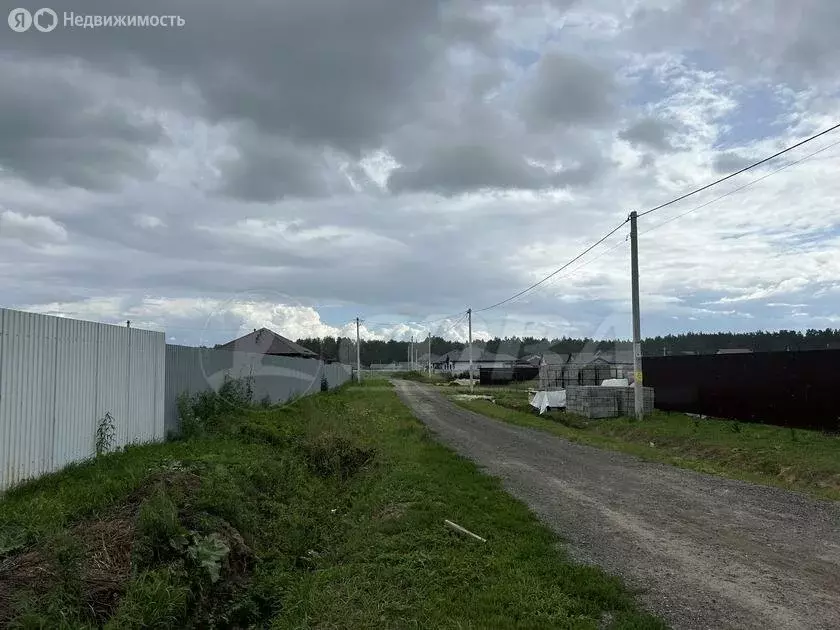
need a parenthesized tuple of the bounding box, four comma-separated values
(393, 380, 840, 630)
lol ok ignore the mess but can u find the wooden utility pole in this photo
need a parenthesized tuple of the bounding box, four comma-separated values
(428, 333, 432, 375)
(468, 309, 473, 392)
(355, 317, 362, 383)
(630, 211, 644, 420)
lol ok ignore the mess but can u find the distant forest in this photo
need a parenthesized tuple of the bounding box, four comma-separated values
(296, 328, 840, 364)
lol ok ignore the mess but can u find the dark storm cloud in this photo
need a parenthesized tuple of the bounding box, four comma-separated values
(388, 142, 603, 196)
(2, 0, 446, 152)
(712, 152, 754, 174)
(619, 118, 677, 152)
(521, 52, 617, 130)
(0, 57, 164, 189)
(215, 129, 354, 202)
(5, 1, 623, 200)
(1, 0, 502, 199)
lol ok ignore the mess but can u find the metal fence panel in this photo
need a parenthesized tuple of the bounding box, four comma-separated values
(52, 317, 99, 470)
(645, 350, 840, 430)
(128, 328, 165, 445)
(0, 309, 165, 491)
(96, 323, 130, 447)
(0, 309, 57, 488)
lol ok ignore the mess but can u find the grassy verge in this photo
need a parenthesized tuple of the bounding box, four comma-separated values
(399, 370, 447, 384)
(0, 380, 664, 629)
(453, 387, 840, 501)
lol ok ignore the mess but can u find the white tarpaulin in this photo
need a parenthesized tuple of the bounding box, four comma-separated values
(529, 390, 566, 414)
(601, 378, 630, 387)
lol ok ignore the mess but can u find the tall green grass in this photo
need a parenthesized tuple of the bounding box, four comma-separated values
(0, 380, 664, 629)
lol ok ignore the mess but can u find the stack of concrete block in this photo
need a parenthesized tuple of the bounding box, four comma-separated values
(616, 386, 655, 416)
(566, 386, 655, 419)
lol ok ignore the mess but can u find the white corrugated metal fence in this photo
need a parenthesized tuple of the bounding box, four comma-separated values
(0, 309, 165, 490)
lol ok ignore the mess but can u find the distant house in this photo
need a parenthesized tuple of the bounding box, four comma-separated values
(433, 345, 518, 375)
(524, 351, 569, 367)
(416, 353, 442, 367)
(216, 328, 318, 359)
(716, 348, 753, 355)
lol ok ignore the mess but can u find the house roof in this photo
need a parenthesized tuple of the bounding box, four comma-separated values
(436, 346, 518, 363)
(525, 351, 570, 366)
(216, 328, 318, 358)
(563, 347, 634, 366)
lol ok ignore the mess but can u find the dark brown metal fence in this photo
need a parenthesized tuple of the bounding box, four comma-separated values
(644, 350, 840, 431)
(479, 366, 539, 385)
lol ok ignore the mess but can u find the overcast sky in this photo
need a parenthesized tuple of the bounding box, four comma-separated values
(1, 0, 839, 346)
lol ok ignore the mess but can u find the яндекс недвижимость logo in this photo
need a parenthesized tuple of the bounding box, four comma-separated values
(8, 7, 58, 32)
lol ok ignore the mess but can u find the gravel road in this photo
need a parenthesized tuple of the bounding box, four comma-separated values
(393, 380, 840, 630)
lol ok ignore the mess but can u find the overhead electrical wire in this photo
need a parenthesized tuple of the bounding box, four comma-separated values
(469, 124, 840, 317)
(473, 218, 629, 313)
(636, 121, 840, 219)
(441, 311, 469, 335)
(638, 138, 840, 238)
(530, 137, 840, 293)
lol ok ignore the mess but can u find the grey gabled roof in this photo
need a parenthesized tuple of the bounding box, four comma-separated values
(436, 346, 517, 363)
(216, 328, 318, 358)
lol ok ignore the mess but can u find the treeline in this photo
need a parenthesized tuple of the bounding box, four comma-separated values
(296, 337, 465, 365)
(296, 328, 840, 364)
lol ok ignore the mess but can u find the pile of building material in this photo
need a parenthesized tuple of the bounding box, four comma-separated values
(529, 390, 567, 414)
(566, 386, 654, 419)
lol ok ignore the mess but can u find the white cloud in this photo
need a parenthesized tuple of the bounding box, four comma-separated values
(0, 210, 68, 245)
(3, 1, 840, 342)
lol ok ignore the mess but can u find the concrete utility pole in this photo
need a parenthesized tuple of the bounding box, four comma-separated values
(629, 211, 644, 420)
(427, 333, 432, 375)
(355, 317, 362, 383)
(467, 308, 473, 392)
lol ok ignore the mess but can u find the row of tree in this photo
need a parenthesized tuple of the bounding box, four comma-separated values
(296, 328, 840, 365)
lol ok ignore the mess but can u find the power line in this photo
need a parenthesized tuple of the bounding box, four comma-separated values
(639, 138, 840, 238)
(467, 134, 840, 313)
(538, 139, 840, 291)
(440, 311, 469, 337)
(637, 121, 840, 219)
(474, 219, 629, 313)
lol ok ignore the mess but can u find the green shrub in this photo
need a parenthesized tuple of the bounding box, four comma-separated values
(176, 377, 256, 438)
(218, 375, 254, 408)
(176, 393, 205, 439)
